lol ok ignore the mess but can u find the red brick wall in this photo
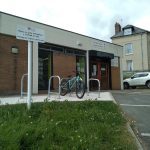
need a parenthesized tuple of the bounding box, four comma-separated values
(0, 34, 28, 95)
(53, 52, 76, 89)
(0, 34, 121, 94)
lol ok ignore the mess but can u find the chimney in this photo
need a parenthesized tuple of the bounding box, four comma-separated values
(115, 22, 121, 34)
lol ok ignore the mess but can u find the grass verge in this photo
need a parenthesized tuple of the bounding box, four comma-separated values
(0, 101, 137, 149)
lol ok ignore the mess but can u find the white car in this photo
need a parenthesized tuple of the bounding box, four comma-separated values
(123, 72, 150, 89)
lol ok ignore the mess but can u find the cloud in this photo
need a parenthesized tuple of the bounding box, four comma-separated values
(0, 0, 150, 42)
(135, 15, 150, 32)
(84, 0, 150, 41)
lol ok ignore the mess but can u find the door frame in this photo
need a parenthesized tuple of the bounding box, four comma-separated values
(90, 60, 110, 90)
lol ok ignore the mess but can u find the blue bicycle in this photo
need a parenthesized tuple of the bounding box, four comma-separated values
(60, 72, 85, 99)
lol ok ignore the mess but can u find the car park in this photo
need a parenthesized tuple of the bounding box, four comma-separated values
(123, 72, 150, 89)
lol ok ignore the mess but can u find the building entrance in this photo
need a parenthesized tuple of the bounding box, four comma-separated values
(90, 61, 110, 90)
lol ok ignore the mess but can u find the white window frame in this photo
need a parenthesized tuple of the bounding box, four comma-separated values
(124, 43, 133, 55)
(124, 28, 132, 35)
(126, 60, 133, 71)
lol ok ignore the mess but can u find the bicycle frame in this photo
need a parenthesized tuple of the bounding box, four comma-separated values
(68, 75, 82, 90)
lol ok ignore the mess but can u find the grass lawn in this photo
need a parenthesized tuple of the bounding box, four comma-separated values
(0, 101, 137, 149)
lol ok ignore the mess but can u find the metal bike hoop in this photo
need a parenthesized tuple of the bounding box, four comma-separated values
(21, 73, 28, 98)
(87, 78, 100, 98)
(48, 75, 61, 99)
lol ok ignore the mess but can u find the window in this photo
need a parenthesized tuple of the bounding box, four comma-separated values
(101, 64, 107, 77)
(139, 73, 148, 77)
(127, 60, 133, 71)
(124, 43, 133, 54)
(132, 74, 139, 78)
(124, 28, 132, 35)
(76, 56, 86, 82)
(91, 64, 97, 76)
(132, 73, 148, 78)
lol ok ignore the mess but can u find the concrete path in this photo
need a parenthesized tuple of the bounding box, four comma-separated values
(0, 92, 115, 105)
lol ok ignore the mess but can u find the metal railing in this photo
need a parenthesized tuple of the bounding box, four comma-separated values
(87, 78, 100, 98)
(21, 73, 28, 98)
(48, 76, 61, 99)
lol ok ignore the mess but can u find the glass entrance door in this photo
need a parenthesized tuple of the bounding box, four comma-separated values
(38, 51, 52, 90)
(99, 63, 109, 89)
(90, 62, 109, 90)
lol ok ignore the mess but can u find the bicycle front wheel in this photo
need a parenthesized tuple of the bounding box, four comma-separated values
(76, 80, 85, 99)
(60, 80, 68, 96)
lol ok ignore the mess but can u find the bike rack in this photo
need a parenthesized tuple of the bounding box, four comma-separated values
(48, 76, 61, 99)
(21, 73, 28, 98)
(87, 78, 100, 98)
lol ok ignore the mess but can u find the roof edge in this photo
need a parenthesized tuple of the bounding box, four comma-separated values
(0, 11, 122, 48)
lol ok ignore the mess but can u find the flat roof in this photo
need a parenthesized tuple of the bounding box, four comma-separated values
(0, 11, 122, 48)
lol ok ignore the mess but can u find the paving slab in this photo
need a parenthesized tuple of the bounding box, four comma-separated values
(0, 92, 115, 105)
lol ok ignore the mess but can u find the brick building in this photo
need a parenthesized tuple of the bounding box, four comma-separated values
(0, 12, 123, 95)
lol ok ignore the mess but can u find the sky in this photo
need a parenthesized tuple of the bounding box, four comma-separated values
(0, 0, 150, 42)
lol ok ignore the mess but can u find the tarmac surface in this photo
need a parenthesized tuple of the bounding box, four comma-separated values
(111, 89, 150, 150)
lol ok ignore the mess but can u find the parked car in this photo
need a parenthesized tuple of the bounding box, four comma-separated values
(123, 72, 150, 89)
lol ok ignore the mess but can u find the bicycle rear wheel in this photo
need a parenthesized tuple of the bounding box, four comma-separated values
(60, 80, 68, 96)
(76, 80, 85, 99)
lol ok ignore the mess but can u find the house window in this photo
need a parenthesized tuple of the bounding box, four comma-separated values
(127, 60, 133, 71)
(124, 43, 133, 54)
(124, 28, 132, 35)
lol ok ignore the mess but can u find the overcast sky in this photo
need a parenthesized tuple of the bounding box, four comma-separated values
(0, 0, 150, 42)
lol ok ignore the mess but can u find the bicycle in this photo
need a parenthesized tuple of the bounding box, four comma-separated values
(60, 72, 85, 99)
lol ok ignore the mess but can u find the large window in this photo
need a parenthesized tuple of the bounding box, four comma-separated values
(126, 60, 133, 71)
(124, 43, 133, 54)
(76, 56, 86, 82)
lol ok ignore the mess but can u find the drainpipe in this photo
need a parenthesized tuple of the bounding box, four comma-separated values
(147, 32, 150, 70)
(86, 50, 89, 93)
(119, 57, 123, 90)
(141, 33, 144, 71)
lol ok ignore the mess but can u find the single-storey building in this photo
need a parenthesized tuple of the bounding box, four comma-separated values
(0, 12, 123, 95)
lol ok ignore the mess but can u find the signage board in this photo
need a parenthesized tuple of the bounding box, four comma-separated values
(16, 25, 45, 43)
(111, 57, 119, 67)
(93, 41, 105, 49)
(16, 25, 45, 109)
